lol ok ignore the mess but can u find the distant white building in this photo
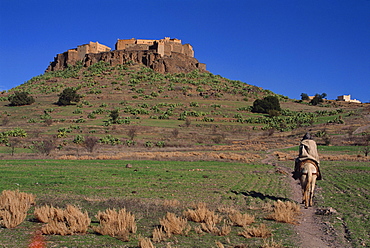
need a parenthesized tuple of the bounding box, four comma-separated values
(337, 95, 361, 103)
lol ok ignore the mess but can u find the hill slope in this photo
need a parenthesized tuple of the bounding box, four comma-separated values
(0, 61, 369, 159)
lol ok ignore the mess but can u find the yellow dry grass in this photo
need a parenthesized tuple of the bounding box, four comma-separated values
(34, 204, 55, 223)
(200, 219, 231, 236)
(238, 224, 271, 239)
(265, 200, 301, 224)
(159, 212, 190, 237)
(93, 208, 137, 240)
(39, 205, 91, 235)
(138, 237, 155, 248)
(215, 241, 225, 248)
(183, 202, 222, 224)
(57, 151, 261, 163)
(152, 226, 167, 243)
(228, 210, 255, 227)
(163, 199, 181, 208)
(0, 190, 35, 228)
(262, 237, 285, 248)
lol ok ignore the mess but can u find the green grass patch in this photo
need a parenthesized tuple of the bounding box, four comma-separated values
(0, 159, 296, 247)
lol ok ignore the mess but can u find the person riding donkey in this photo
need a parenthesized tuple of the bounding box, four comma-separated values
(293, 132, 322, 180)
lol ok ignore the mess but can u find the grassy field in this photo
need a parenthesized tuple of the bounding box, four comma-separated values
(317, 161, 370, 248)
(0, 159, 297, 248)
(280, 160, 370, 248)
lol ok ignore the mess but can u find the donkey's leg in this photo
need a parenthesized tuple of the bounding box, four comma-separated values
(309, 175, 317, 207)
(300, 174, 307, 204)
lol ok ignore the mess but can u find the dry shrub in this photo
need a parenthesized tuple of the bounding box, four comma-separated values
(138, 237, 155, 248)
(215, 241, 225, 248)
(200, 219, 231, 236)
(40, 205, 91, 235)
(194, 225, 203, 234)
(159, 212, 190, 237)
(265, 200, 301, 224)
(0, 190, 35, 228)
(184, 202, 228, 236)
(262, 237, 284, 248)
(238, 224, 271, 238)
(152, 226, 167, 242)
(163, 199, 181, 208)
(34, 205, 54, 223)
(93, 208, 136, 240)
(228, 210, 255, 227)
(183, 202, 222, 224)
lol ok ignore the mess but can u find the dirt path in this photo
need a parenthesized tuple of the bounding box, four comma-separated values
(262, 149, 340, 248)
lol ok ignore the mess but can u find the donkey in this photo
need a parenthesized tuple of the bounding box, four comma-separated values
(299, 159, 318, 208)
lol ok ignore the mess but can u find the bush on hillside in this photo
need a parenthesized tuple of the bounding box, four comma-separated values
(300, 93, 309, 101)
(310, 93, 327, 106)
(8, 91, 35, 106)
(57, 88, 81, 106)
(251, 96, 281, 114)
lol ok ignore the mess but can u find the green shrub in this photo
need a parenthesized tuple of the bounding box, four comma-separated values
(251, 96, 281, 114)
(310, 93, 327, 106)
(99, 135, 121, 145)
(8, 92, 35, 106)
(57, 88, 82, 106)
(145, 141, 153, 148)
(73, 135, 85, 144)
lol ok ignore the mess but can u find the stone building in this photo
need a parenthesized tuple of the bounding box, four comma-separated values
(76, 41, 111, 59)
(115, 37, 194, 57)
(337, 95, 361, 103)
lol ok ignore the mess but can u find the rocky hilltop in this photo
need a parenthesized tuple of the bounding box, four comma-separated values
(46, 38, 207, 74)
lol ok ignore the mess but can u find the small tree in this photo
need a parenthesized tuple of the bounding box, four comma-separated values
(310, 93, 327, 106)
(300, 93, 309, 101)
(251, 96, 281, 114)
(33, 140, 54, 156)
(8, 92, 35, 106)
(110, 109, 120, 124)
(57, 88, 81, 106)
(84, 136, 98, 153)
(127, 126, 138, 140)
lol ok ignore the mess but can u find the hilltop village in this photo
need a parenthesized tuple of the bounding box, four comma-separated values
(46, 37, 206, 74)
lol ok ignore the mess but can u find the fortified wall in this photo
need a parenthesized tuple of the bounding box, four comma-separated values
(115, 37, 194, 57)
(46, 37, 205, 74)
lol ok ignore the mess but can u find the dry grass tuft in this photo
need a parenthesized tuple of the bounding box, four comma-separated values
(194, 225, 203, 234)
(34, 205, 54, 223)
(183, 202, 222, 224)
(262, 237, 284, 248)
(152, 226, 167, 243)
(200, 219, 231, 236)
(93, 208, 136, 240)
(159, 212, 190, 237)
(184, 202, 229, 236)
(0, 190, 35, 228)
(215, 241, 225, 248)
(265, 200, 301, 224)
(163, 199, 181, 208)
(39, 205, 91, 235)
(238, 224, 271, 239)
(228, 210, 255, 227)
(138, 237, 155, 248)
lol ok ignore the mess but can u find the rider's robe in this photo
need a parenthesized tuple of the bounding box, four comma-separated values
(294, 139, 322, 180)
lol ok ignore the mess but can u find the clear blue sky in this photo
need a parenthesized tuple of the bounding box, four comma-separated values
(1, 0, 369, 102)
